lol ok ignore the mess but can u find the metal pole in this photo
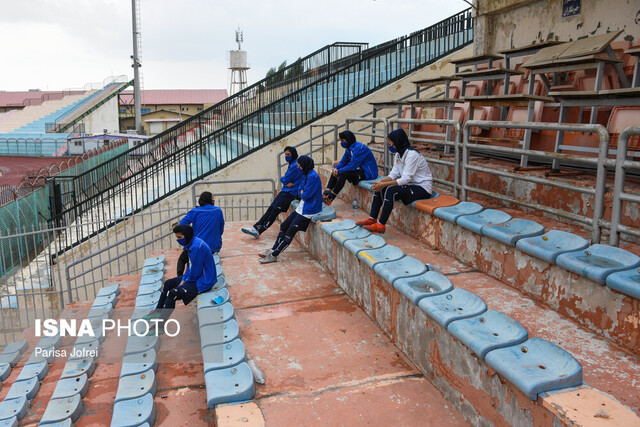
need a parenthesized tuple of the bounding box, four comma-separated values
(131, 0, 143, 134)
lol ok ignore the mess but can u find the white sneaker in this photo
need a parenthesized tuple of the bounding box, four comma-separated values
(259, 253, 277, 264)
(258, 249, 273, 258)
(241, 226, 260, 239)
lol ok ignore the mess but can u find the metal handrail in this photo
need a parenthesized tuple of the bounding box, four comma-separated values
(346, 117, 390, 173)
(610, 126, 640, 245)
(190, 178, 276, 203)
(462, 120, 609, 243)
(53, 9, 473, 249)
(389, 118, 461, 197)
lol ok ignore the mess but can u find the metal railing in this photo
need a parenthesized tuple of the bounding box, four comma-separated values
(390, 118, 461, 197)
(1, 178, 275, 346)
(51, 9, 473, 253)
(462, 120, 609, 243)
(610, 126, 640, 245)
(346, 117, 391, 173)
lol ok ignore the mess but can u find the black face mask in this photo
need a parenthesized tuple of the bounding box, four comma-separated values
(387, 129, 411, 157)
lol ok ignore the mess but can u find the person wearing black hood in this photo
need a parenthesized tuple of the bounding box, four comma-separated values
(323, 130, 378, 205)
(242, 146, 304, 239)
(260, 155, 322, 264)
(356, 129, 432, 233)
(177, 191, 224, 276)
(145, 224, 217, 332)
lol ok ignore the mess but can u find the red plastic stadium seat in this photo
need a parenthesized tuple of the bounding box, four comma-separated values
(504, 101, 545, 139)
(608, 106, 640, 150)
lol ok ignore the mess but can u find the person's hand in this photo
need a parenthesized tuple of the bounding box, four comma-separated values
(332, 168, 339, 177)
(286, 182, 293, 188)
(372, 181, 385, 192)
(332, 160, 340, 167)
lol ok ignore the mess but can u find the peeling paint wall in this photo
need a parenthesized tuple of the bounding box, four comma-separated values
(475, 0, 640, 55)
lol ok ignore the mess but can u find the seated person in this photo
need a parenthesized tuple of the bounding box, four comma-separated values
(241, 146, 303, 238)
(177, 191, 224, 276)
(259, 155, 322, 264)
(323, 130, 378, 205)
(356, 129, 432, 233)
(147, 224, 217, 332)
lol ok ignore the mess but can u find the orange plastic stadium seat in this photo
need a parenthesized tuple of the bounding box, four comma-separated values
(413, 195, 460, 215)
(608, 106, 640, 150)
(504, 101, 544, 139)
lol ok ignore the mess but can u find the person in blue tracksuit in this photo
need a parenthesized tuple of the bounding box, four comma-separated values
(323, 130, 378, 205)
(259, 155, 322, 264)
(148, 224, 217, 331)
(241, 146, 303, 239)
(177, 191, 224, 275)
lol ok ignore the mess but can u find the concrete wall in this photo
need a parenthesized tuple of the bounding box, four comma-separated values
(474, 0, 640, 55)
(81, 97, 120, 135)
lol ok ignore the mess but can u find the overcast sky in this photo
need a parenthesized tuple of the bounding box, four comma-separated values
(0, 0, 468, 92)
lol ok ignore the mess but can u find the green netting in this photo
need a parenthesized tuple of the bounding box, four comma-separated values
(0, 143, 130, 277)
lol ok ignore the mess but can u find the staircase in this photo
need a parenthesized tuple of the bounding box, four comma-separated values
(55, 9, 474, 240)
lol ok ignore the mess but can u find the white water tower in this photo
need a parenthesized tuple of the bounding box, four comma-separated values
(229, 28, 249, 95)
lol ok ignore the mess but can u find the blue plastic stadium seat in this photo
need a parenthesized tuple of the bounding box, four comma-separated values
(110, 393, 156, 427)
(0, 364, 11, 382)
(373, 256, 427, 285)
(39, 394, 83, 425)
(16, 361, 48, 382)
(408, 190, 440, 207)
(124, 336, 159, 356)
(197, 288, 231, 310)
(137, 281, 163, 296)
(50, 374, 89, 400)
(343, 235, 387, 255)
(482, 218, 545, 246)
(320, 219, 356, 236)
(332, 227, 371, 244)
(516, 230, 589, 264)
(4, 341, 27, 355)
(121, 350, 158, 378)
(0, 352, 20, 367)
(205, 362, 255, 408)
(418, 288, 488, 328)
(198, 303, 235, 327)
(5, 376, 39, 400)
(212, 275, 227, 291)
(144, 256, 165, 266)
(69, 339, 101, 361)
(0, 396, 27, 423)
(202, 339, 246, 373)
(200, 320, 240, 349)
(433, 202, 483, 223)
(87, 305, 113, 319)
(556, 244, 640, 284)
(357, 176, 383, 190)
(357, 245, 405, 268)
(96, 284, 120, 298)
(0, 296, 17, 309)
(135, 293, 160, 308)
(140, 272, 164, 284)
(60, 358, 95, 379)
(312, 206, 337, 222)
(393, 271, 454, 304)
(115, 370, 157, 403)
(141, 265, 164, 275)
(456, 209, 512, 235)
(448, 309, 529, 360)
(606, 267, 640, 299)
(90, 299, 114, 313)
(485, 337, 582, 400)
(92, 294, 117, 307)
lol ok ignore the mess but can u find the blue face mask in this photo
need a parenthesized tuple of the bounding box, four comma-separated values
(340, 141, 348, 149)
(177, 237, 187, 246)
(285, 155, 292, 163)
(388, 145, 397, 154)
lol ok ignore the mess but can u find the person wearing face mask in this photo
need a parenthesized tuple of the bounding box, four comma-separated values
(323, 130, 378, 205)
(260, 155, 322, 264)
(356, 129, 432, 234)
(241, 146, 303, 239)
(177, 191, 225, 276)
(145, 224, 217, 331)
